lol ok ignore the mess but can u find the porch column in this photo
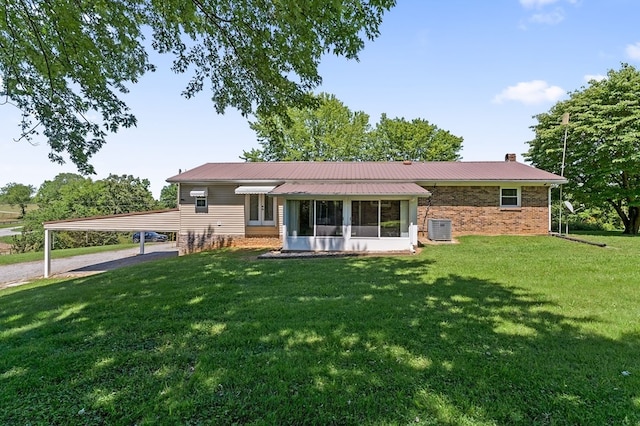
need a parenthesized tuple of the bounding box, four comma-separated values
(410, 223, 418, 247)
(44, 229, 51, 278)
(139, 231, 146, 255)
(281, 224, 288, 251)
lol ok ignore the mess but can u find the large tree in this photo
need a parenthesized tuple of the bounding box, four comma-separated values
(0, 0, 396, 174)
(369, 114, 462, 161)
(526, 64, 640, 235)
(97, 174, 158, 214)
(244, 93, 463, 162)
(245, 93, 372, 161)
(159, 183, 178, 209)
(0, 182, 35, 217)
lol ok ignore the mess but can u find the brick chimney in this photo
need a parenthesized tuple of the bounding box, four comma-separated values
(505, 153, 516, 162)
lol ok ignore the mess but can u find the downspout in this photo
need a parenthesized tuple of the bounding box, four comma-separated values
(548, 186, 552, 233)
(177, 182, 182, 252)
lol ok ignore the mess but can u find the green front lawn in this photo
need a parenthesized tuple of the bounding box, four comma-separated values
(1, 235, 638, 424)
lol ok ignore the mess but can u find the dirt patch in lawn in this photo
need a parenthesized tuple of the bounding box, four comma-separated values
(0, 242, 12, 255)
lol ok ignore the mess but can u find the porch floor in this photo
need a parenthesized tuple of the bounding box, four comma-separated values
(257, 248, 419, 259)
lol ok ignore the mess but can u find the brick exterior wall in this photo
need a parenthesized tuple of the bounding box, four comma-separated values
(176, 229, 281, 255)
(417, 186, 549, 237)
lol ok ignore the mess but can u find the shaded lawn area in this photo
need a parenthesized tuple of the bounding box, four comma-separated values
(1, 235, 639, 425)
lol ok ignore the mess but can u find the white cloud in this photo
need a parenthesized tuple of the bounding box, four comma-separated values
(530, 9, 565, 24)
(519, 0, 579, 27)
(583, 74, 606, 82)
(520, 0, 560, 9)
(625, 42, 640, 60)
(493, 80, 565, 105)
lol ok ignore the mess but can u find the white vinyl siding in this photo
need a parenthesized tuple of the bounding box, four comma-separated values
(180, 185, 245, 235)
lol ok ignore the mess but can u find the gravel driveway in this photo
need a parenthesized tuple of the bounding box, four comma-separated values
(0, 226, 22, 237)
(0, 243, 178, 289)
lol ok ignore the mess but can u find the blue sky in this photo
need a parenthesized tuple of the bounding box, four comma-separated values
(2, 0, 640, 198)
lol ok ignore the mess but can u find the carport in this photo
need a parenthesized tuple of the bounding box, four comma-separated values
(43, 209, 180, 278)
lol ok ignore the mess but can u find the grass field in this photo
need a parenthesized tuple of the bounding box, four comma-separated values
(0, 206, 20, 228)
(0, 203, 27, 246)
(0, 203, 34, 222)
(1, 235, 638, 425)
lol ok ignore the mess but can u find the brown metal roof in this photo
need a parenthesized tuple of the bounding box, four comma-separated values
(166, 161, 566, 184)
(270, 182, 431, 196)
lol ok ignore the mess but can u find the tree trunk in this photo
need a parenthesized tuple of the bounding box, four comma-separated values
(608, 199, 639, 235)
(624, 205, 640, 235)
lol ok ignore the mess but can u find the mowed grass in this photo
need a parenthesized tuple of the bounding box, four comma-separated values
(0, 203, 34, 222)
(1, 235, 638, 425)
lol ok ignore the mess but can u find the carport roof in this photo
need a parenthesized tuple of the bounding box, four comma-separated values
(43, 209, 180, 232)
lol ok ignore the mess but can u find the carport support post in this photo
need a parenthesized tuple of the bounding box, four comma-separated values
(44, 229, 51, 278)
(139, 231, 145, 255)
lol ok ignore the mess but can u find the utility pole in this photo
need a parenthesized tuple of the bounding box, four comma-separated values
(559, 112, 570, 234)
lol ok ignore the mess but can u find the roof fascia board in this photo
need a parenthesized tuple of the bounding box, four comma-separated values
(173, 179, 566, 186)
(278, 194, 425, 200)
(416, 180, 566, 186)
(175, 180, 285, 185)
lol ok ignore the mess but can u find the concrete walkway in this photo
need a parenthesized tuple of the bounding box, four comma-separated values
(0, 243, 178, 289)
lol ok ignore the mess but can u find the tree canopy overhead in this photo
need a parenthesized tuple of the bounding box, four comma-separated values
(525, 64, 640, 235)
(0, 0, 396, 174)
(243, 93, 463, 162)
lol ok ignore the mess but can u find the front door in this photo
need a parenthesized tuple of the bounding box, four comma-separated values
(248, 194, 275, 226)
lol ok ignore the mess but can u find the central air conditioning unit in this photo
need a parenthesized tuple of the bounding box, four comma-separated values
(428, 219, 452, 241)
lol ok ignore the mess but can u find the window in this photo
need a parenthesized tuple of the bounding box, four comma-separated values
(286, 200, 314, 236)
(190, 188, 208, 213)
(315, 200, 343, 236)
(351, 200, 409, 238)
(286, 199, 343, 237)
(247, 194, 275, 225)
(194, 196, 207, 213)
(351, 201, 379, 237)
(500, 188, 520, 207)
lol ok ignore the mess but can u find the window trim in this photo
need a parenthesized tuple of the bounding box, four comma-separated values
(500, 187, 521, 208)
(195, 196, 208, 213)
